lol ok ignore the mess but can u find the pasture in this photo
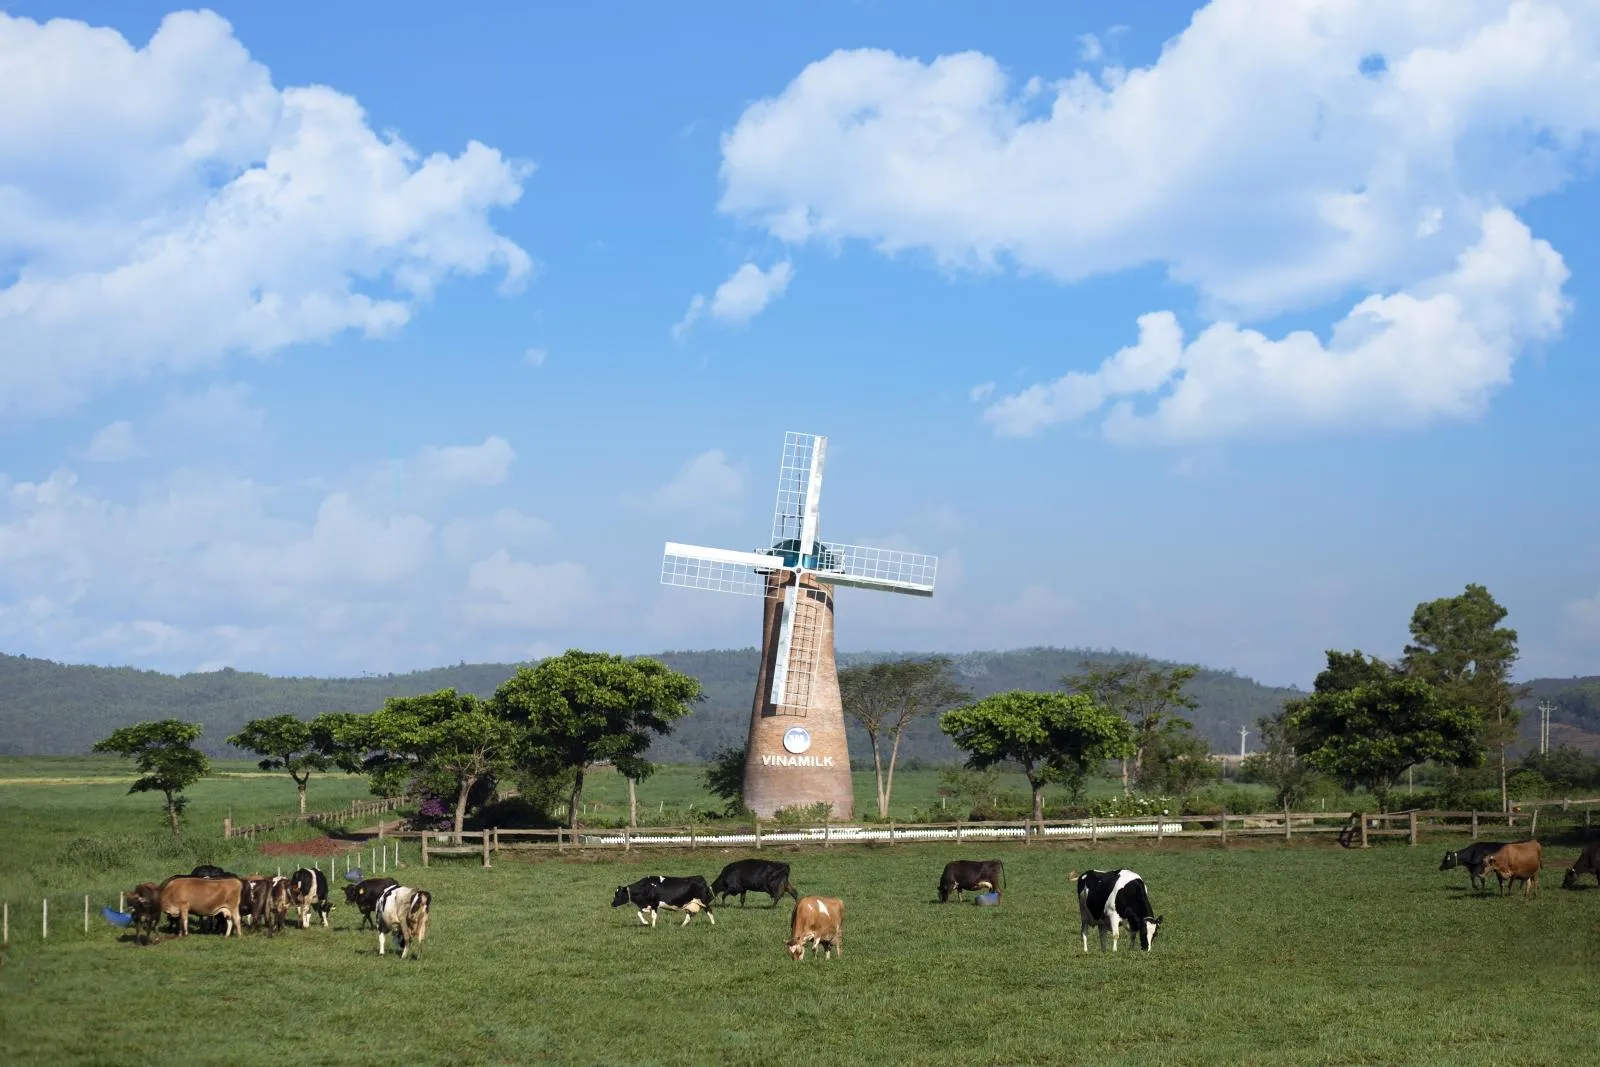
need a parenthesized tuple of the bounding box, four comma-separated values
(2, 763, 1597, 1065)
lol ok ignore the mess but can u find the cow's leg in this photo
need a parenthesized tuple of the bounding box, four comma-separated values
(1112, 919, 1121, 953)
(681, 909, 693, 927)
(378, 928, 387, 955)
(649, 907, 658, 928)
(705, 906, 715, 926)
(636, 907, 648, 925)
(319, 903, 330, 928)
(1080, 921, 1090, 953)
(178, 904, 190, 937)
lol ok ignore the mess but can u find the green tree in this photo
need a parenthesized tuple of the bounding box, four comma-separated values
(494, 649, 702, 830)
(840, 656, 971, 818)
(1286, 651, 1482, 811)
(1241, 706, 1321, 815)
(1401, 583, 1525, 813)
(228, 714, 335, 814)
(92, 719, 210, 836)
(940, 690, 1132, 822)
(1140, 726, 1216, 798)
(700, 745, 749, 817)
(363, 690, 523, 839)
(1063, 658, 1199, 793)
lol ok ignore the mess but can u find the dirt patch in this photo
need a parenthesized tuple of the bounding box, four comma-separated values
(259, 837, 364, 856)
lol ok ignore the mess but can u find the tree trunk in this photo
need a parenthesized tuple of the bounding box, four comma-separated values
(883, 730, 906, 820)
(1499, 743, 1509, 815)
(867, 729, 887, 818)
(453, 775, 476, 841)
(628, 776, 637, 828)
(165, 792, 182, 837)
(296, 777, 308, 815)
(1120, 758, 1130, 796)
(568, 765, 586, 832)
(1027, 767, 1045, 824)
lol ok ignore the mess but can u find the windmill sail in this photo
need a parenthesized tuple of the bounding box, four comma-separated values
(813, 542, 937, 596)
(661, 542, 781, 598)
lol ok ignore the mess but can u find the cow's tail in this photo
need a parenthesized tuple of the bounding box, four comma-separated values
(1067, 869, 1078, 884)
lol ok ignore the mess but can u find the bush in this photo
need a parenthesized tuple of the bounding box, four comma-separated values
(1087, 793, 1176, 819)
(770, 801, 835, 825)
(1185, 784, 1274, 815)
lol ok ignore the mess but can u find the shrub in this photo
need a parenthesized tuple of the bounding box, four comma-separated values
(770, 801, 835, 825)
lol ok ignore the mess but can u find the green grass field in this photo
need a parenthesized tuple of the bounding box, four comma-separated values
(2, 759, 1598, 1065)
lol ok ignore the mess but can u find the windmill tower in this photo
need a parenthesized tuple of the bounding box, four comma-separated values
(661, 431, 938, 820)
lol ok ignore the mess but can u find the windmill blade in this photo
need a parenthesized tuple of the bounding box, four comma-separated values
(768, 583, 799, 707)
(661, 542, 782, 597)
(770, 432, 825, 553)
(813, 541, 938, 596)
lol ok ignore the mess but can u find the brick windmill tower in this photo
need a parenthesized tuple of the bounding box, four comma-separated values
(661, 432, 938, 820)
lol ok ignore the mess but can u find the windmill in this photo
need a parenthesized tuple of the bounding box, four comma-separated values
(661, 431, 938, 819)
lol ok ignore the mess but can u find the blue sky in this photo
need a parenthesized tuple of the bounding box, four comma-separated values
(1, 0, 1598, 688)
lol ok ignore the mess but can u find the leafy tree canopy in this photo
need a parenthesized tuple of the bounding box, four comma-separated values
(92, 719, 210, 835)
(227, 713, 334, 813)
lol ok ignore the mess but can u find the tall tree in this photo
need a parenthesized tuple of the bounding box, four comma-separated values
(1401, 584, 1525, 813)
(940, 690, 1132, 822)
(92, 719, 210, 835)
(1286, 651, 1482, 811)
(228, 714, 333, 814)
(700, 745, 748, 817)
(362, 690, 523, 839)
(494, 650, 702, 830)
(1063, 658, 1199, 793)
(840, 656, 971, 818)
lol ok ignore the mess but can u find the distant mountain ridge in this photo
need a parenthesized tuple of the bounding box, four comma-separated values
(0, 648, 1592, 761)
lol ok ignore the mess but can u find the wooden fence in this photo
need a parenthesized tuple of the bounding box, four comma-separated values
(388, 797, 1600, 866)
(224, 794, 414, 839)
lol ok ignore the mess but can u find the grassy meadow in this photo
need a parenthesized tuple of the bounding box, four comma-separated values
(2, 758, 1598, 1065)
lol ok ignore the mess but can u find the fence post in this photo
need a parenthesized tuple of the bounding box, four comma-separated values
(690, 823, 697, 851)
(1284, 810, 1292, 842)
(492, 827, 500, 855)
(42, 898, 48, 940)
(624, 827, 631, 853)
(3, 901, 7, 944)
(888, 820, 895, 845)
(956, 822, 963, 843)
(1408, 810, 1418, 847)
(824, 819, 831, 848)
(422, 835, 430, 867)
(1530, 808, 1540, 838)
(1586, 809, 1592, 834)
(1090, 817, 1098, 844)
(482, 830, 491, 868)
(1471, 811, 1479, 839)
(84, 894, 89, 934)
(755, 820, 762, 851)
(1359, 813, 1369, 849)
(1219, 809, 1227, 848)
(1157, 817, 1166, 845)
(223, 814, 232, 839)
(557, 827, 565, 854)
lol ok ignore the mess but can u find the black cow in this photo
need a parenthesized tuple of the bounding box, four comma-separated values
(938, 859, 1005, 903)
(1074, 868, 1162, 952)
(711, 859, 799, 908)
(1562, 841, 1600, 889)
(344, 877, 400, 929)
(611, 875, 716, 927)
(1440, 842, 1508, 891)
(291, 867, 333, 928)
(185, 865, 238, 932)
(189, 865, 233, 879)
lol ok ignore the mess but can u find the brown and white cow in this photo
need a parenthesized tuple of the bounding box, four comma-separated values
(156, 875, 243, 938)
(374, 884, 431, 959)
(1484, 840, 1543, 900)
(786, 895, 844, 961)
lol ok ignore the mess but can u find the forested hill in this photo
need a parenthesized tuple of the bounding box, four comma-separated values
(2, 646, 1594, 762)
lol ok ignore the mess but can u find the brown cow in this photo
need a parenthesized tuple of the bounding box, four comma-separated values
(1484, 840, 1543, 900)
(786, 895, 844, 961)
(157, 875, 243, 938)
(126, 882, 163, 943)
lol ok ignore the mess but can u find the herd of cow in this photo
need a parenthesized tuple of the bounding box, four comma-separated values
(608, 856, 1167, 958)
(118, 834, 1599, 965)
(123, 864, 433, 958)
(1437, 838, 1600, 898)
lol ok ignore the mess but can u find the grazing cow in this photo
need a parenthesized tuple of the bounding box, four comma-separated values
(1562, 842, 1600, 890)
(374, 884, 431, 959)
(711, 859, 799, 908)
(786, 895, 845, 961)
(258, 876, 297, 934)
(126, 882, 163, 943)
(1073, 869, 1163, 952)
(343, 877, 400, 930)
(189, 864, 233, 879)
(1484, 840, 1543, 900)
(156, 875, 242, 938)
(1439, 842, 1509, 891)
(290, 867, 333, 928)
(938, 859, 1005, 903)
(610, 875, 716, 927)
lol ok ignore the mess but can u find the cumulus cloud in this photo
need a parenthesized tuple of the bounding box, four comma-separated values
(673, 261, 794, 339)
(0, 9, 532, 420)
(982, 208, 1569, 441)
(463, 551, 599, 628)
(83, 421, 141, 463)
(716, 1, 1600, 441)
(627, 449, 745, 513)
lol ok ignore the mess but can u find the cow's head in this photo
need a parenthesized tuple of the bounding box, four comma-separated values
(1439, 851, 1459, 871)
(1140, 915, 1165, 951)
(344, 884, 361, 904)
(786, 938, 807, 961)
(611, 886, 631, 908)
(1563, 867, 1580, 890)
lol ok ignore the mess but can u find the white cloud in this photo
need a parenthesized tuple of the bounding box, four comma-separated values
(673, 261, 794, 339)
(627, 449, 745, 513)
(968, 381, 995, 402)
(463, 551, 598, 628)
(1076, 33, 1103, 62)
(84, 421, 141, 463)
(440, 509, 551, 561)
(409, 436, 516, 493)
(0, 9, 532, 420)
(982, 208, 1569, 442)
(523, 347, 547, 367)
(718, 3, 1600, 320)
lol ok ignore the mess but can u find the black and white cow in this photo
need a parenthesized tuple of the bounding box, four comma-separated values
(611, 875, 716, 927)
(344, 877, 400, 929)
(1073, 868, 1163, 952)
(1439, 842, 1508, 891)
(711, 859, 799, 908)
(374, 884, 431, 959)
(290, 867, 333, 928)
